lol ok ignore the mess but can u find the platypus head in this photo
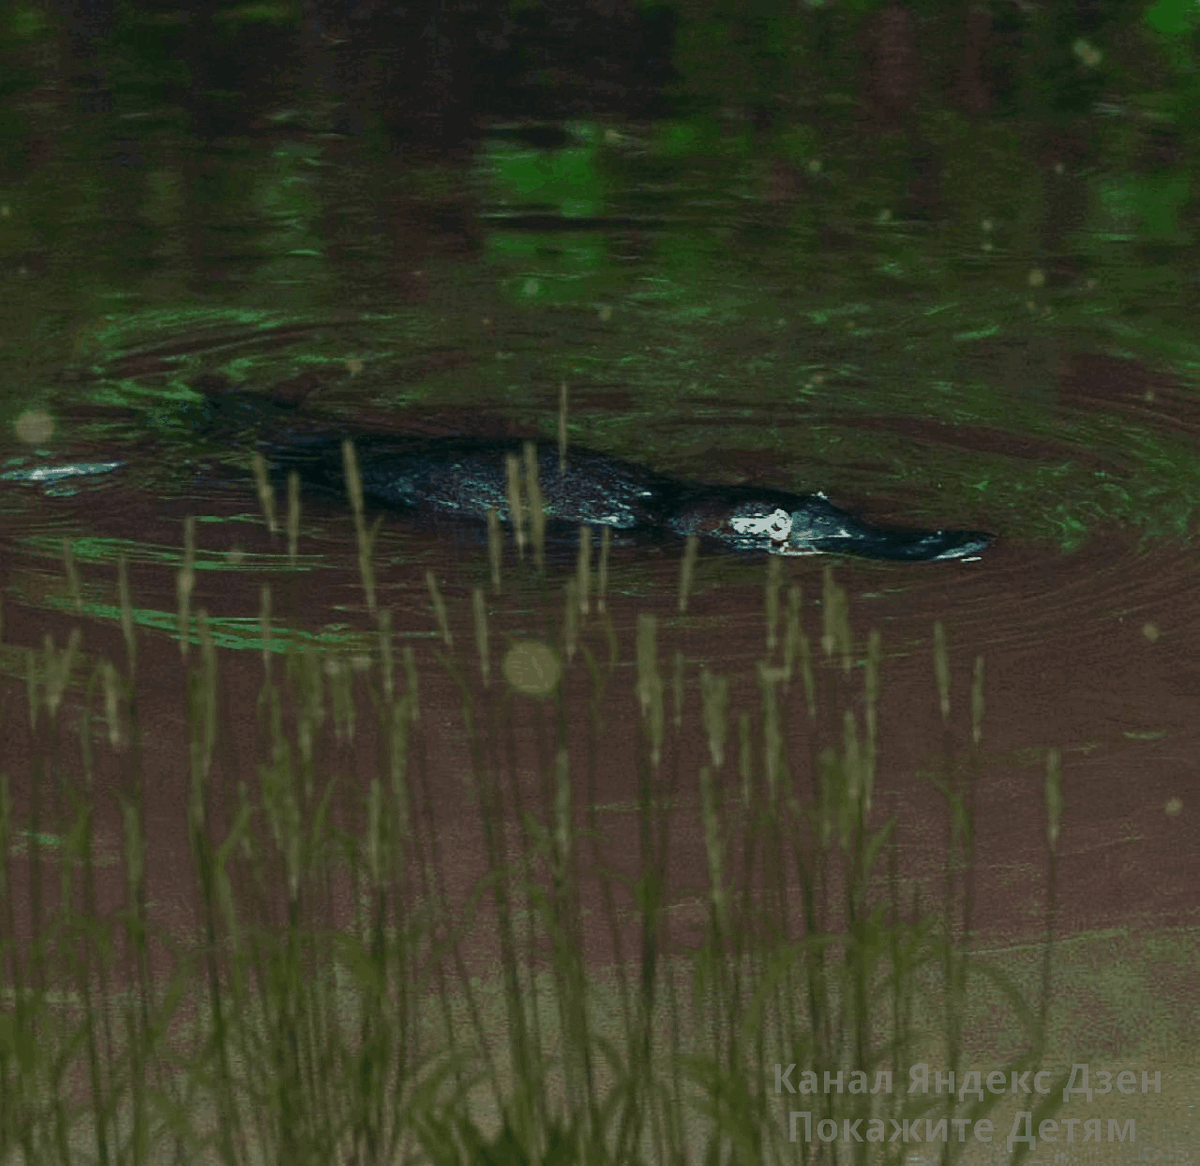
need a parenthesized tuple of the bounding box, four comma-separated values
(669, 491, 993, 562)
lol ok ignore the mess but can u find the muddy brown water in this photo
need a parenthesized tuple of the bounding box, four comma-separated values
(3, 461, 1198, 954)
(2, 385, 1199, 1161)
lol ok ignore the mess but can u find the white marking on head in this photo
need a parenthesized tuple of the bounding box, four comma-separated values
(730, 507, 793, 541)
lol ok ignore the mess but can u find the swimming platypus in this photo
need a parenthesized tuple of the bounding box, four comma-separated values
(262, 429, 993, 562)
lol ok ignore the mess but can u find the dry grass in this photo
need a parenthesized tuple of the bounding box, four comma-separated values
(0, 441, 1067, 1166)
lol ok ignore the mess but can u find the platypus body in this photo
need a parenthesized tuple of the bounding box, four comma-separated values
(264, 430, 993, 562)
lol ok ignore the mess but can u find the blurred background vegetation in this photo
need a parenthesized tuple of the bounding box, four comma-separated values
(0, 0, 1195, 161)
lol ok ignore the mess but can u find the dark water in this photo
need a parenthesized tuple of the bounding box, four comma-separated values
(1, 29, 1199, 1155)
(2, 101, 1198, 903)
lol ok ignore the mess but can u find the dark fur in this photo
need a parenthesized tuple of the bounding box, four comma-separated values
(263, 429, 993, 562)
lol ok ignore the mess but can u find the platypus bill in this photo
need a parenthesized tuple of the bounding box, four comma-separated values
(265, 432, 993, 562)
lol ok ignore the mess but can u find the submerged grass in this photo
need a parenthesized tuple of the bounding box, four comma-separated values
(0, 441, 1067, 1165)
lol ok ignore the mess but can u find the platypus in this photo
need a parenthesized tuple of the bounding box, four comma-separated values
(262, 429, 993, 562)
